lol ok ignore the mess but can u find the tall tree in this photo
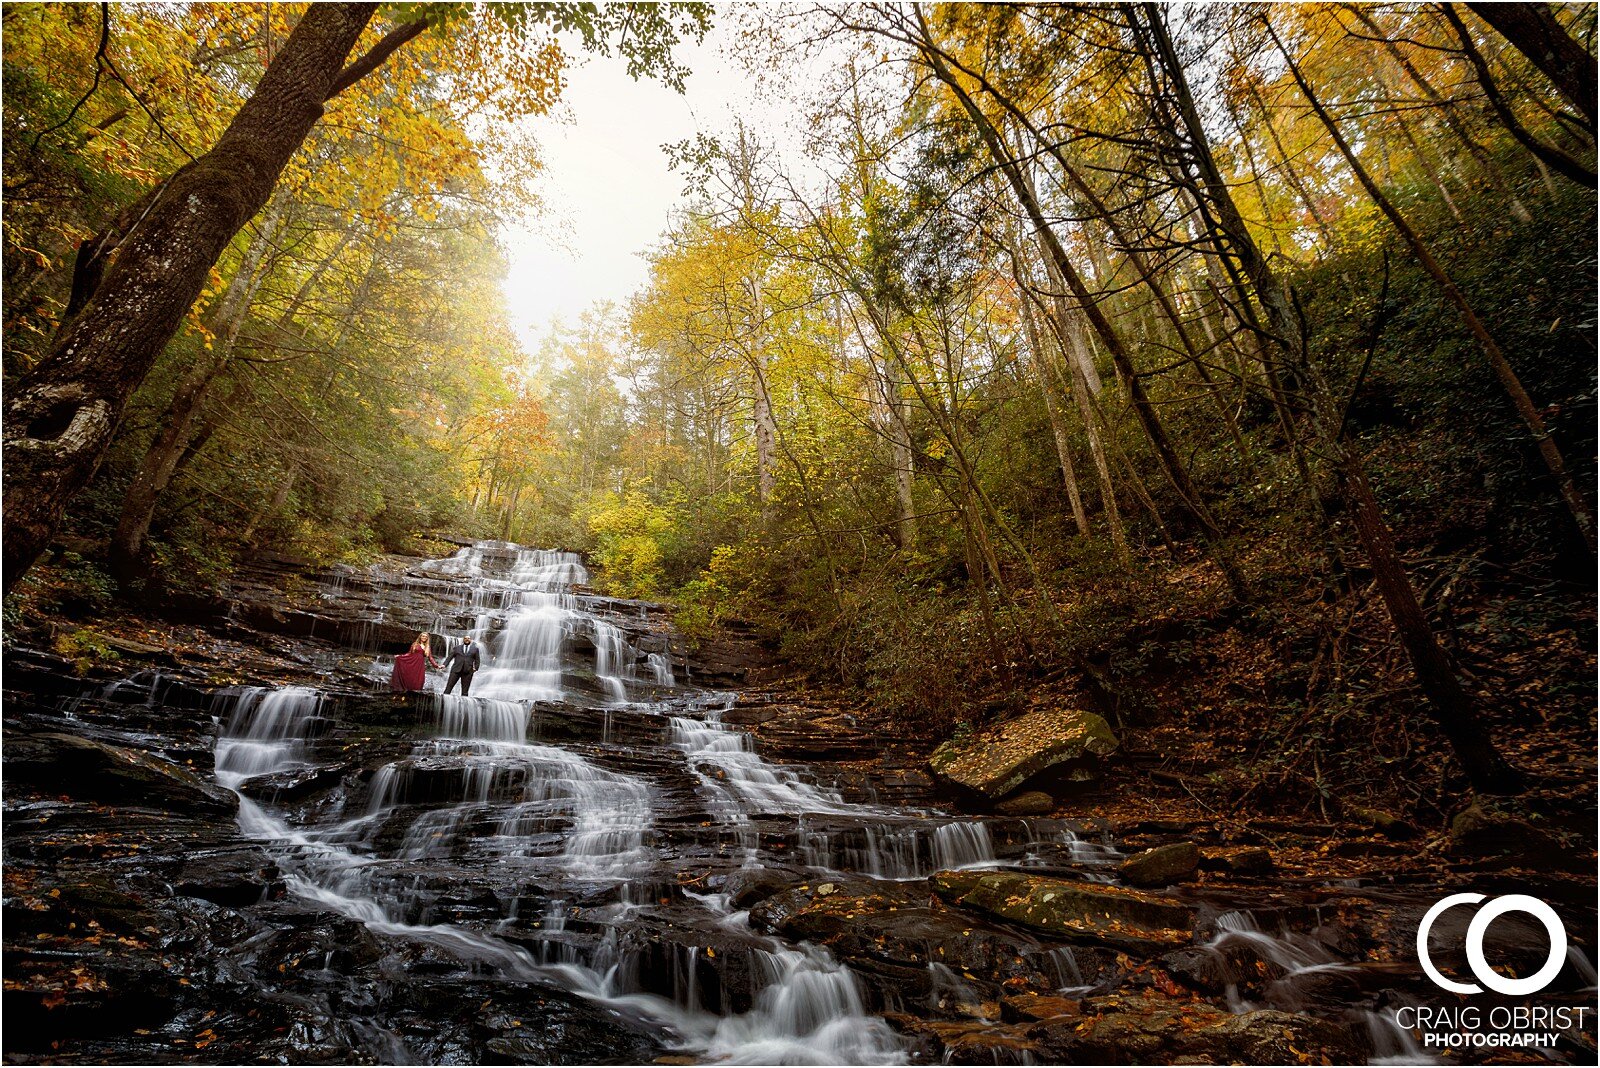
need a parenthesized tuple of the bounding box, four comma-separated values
(1, 1, 710, 593)
(2, 3, 377, 593)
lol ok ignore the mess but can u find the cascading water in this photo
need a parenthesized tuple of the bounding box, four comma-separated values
(216, 541, 959, 1063)
(214, 686, 324, 785)
(1202, 910, 1355, 1013)
(12, 534, 1563, 1065)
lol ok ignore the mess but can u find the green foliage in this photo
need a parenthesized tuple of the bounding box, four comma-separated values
(52, 553, 115, 612)
(391, 2, 712, 91)
(586, 488, 680, 599)
(672, 545, 740, 643)
(52, 627, 121, 676)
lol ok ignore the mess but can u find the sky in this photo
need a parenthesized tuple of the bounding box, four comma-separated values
(499, 23, 801, 351)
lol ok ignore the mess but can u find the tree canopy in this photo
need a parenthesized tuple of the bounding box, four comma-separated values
(3, 1, 1595, 803)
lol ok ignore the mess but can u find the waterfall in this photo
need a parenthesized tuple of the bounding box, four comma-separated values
(1204, 910, 1355, 1013)
(670, 711, 854, 817)
(213, 540, 919, 1064)
(214, 686, 323, 786)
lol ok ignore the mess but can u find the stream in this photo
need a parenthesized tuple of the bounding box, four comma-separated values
(5, 540, 1594, 1064)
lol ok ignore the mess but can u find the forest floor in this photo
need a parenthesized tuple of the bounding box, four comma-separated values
(730, 546, 1599, 889)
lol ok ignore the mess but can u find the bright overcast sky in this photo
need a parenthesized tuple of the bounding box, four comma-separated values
(500, 20, 804, 350)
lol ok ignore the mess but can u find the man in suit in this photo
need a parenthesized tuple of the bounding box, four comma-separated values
(443, 634, 482, 696)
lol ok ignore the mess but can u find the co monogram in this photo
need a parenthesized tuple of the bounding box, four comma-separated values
(1417, 893, 1568, 995)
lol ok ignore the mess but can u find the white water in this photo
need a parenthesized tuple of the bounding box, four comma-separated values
(1206, 910, 1355, 1013)
(217, 542, 913, 1064)
(671, 710, 859, 819)
(214, 686, 323, 786)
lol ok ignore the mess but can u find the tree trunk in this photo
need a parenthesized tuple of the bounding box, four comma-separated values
(1444, 5, 1597, 187)
(241, 467, 296, 543)
(110, 192, 287, 587)
(1346, 5, 1534, 223)
(1467, 2, 1597, 133)
(1016, 268, 1090, 537)
(1, 3, 375, 594)
(915, 20, 1246, 596)
(1133, 2, 1523, 792)
(747, 275, 777, 508)
(1333, 435, 1523, 792)
(883, 359, 918, 550)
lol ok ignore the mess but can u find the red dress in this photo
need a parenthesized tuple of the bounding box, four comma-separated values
(389, 641, 439, 692)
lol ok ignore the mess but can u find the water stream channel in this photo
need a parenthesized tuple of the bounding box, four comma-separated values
(6, 540, 1594, 1064)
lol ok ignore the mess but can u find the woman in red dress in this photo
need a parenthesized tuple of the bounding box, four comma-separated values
(389, 631, 439, 693)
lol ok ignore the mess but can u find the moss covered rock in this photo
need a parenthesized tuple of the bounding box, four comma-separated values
(1029, 994, 1359, 1063)
(928, 708, 1118, 799)
(1116, 842, 1200, 887)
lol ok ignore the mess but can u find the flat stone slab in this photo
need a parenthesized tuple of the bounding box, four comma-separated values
(931, 870, 1193, 954)
(1117, 841, 1200, 887)
(928, 707, 1118, 799)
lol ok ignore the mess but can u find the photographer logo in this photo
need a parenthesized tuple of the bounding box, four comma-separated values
(1417, 893, 1568, 995)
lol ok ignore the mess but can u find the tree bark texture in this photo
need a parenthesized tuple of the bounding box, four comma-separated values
(109, 192, 289, 586)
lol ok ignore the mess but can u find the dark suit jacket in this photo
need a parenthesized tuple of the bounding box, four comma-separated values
(444, 643, 482, 673)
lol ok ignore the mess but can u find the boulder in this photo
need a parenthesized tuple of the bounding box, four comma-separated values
(995, 790, 1055, 817)
(928, 708, 1118, 799)
(1116, 842, 1200, 887)
(931, 870, 1193, 954)
(1029, 994, 1359, 1064)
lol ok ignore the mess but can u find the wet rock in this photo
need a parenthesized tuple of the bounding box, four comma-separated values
(932, 870, 1194, 954)
(1029, 994, 1359, 1064)
(887, 1015, 1040, 1064)
(928, 708, 1118, 800)
(173, 846, 284, 906)
(1002, 993, 1081, 1021)
(7, 731, 237, 816)
(237, 762, 352, 803)
(721, 868, 795, 909)
(1198, 845, 1274, 876)
(877, 767, 936, 802)
(748, 879, 1081, 997)
(680, 621, 767, 688)
(1159, 944, 1261, 997)
(720, 705, 780, 726)
(995, 790, 1055, 817)
(1116, 842, 1200, 887)
(613, 920, 775, 1015)
(755, 709, 880, 762)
